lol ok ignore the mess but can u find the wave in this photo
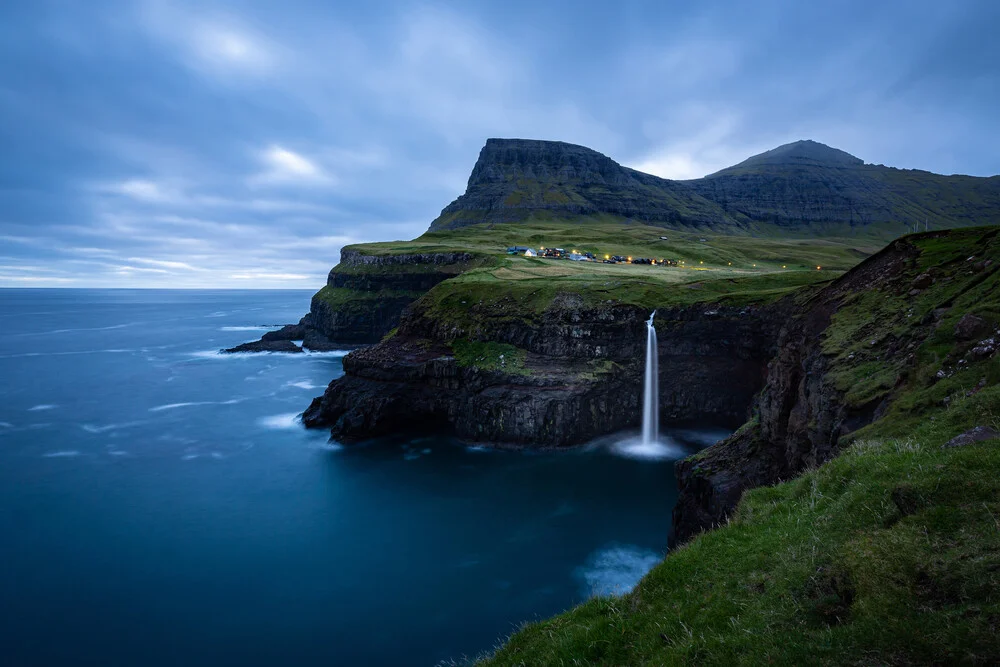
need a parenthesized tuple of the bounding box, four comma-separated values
(0, 349, 135, 359)
(190, 349, 351, 359)
(28, 404, 56, 411)
(286, 380, 319, 390)
(220, 326, 281, 332)
(13, 322, 139, 337)
(81, 421, 145, 434)
(257, 413, 302, 429)
(576, 545, 663, 597)
(43, 450, 81, 458)
(148, 399, 242, 412)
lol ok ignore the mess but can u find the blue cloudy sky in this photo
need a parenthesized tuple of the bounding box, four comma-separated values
(1, 0, 998, 288)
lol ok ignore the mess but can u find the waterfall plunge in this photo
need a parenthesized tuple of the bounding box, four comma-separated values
(642, 311, 659, 445)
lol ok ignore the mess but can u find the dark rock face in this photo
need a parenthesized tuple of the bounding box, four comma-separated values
(954, 313, 987, 341)
(942, 426, 999, 449)
(306, 250, 477, 344)
(304, 299, 788, 447)
(261, 324, 307, 342)
(671, 238, 925, 546)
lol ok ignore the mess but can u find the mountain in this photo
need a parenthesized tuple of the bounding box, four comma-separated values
(429, 138, 741, 232)
(691, 139, 1000, 232)
(429, 138, 1000, 236)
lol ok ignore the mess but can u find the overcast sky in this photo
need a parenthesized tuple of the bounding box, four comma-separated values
(1, 0, 998, 288)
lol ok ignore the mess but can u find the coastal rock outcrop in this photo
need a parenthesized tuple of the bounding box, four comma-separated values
(303, 295, 789, 447)
(223, 249, 483, 352)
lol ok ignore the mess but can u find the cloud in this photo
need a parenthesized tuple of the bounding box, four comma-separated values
(125, 257, 204, 271)
(109, 179, 176, 202)
(230, 272, 310, 281)
(251, 145, 332, 186)
(138, 2, 280, 79)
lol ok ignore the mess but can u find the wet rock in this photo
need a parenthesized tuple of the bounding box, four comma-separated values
(942, 426, 1000, 449)
(261, 324, 307, 342)
(224, 339, 303, 354)
(301, 329, 343, 351)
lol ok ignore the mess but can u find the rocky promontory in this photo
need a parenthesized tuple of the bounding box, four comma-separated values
(223, 248, 486, 353)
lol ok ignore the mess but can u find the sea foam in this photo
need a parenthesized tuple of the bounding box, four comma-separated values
(257, 413, 302, 429)
(609, 435, 686, 461)
(576, 545, 662, 597)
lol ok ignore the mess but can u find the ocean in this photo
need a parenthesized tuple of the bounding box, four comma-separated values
(0, 289, 728, 666)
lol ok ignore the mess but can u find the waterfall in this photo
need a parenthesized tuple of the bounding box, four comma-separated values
(642, 310, 659, 445)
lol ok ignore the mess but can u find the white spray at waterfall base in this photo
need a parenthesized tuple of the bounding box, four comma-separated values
(642, 310, 659, 446)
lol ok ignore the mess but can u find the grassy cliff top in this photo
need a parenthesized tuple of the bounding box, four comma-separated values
(343, 216, 883, 262)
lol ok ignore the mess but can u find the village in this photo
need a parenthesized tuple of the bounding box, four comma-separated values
(505, 245, 682, 266)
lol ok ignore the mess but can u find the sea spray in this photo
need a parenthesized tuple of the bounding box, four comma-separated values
(642, 310, 659, 445)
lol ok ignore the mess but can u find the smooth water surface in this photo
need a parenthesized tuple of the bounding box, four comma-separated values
(0, 289, 729, 666)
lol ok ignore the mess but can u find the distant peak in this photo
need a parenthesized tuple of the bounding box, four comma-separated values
(718, 140, 864, 174)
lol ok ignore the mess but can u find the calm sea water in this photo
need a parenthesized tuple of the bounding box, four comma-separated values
(0, 289, 728, 666)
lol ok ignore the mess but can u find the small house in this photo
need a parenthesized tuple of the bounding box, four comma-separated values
(524, 248, 538, 257)
(506, 246, 530, 255)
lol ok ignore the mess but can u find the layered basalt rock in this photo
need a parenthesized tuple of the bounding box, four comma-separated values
(303, 297, 789, 447)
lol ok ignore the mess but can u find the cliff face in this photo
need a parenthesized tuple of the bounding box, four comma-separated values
(671, 227, 1000, 545)
(430, 138, 1000, 235)
(303, 250, 478, 345)
(303, 294, 790, 447)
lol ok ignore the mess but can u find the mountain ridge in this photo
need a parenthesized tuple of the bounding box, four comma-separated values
(429, 138, 1000, 236)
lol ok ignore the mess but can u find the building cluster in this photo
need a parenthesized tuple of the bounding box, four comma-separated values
(506, 246, 679, 266)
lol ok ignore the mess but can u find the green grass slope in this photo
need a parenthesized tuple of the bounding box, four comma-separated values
(480, 227, 1000, 665)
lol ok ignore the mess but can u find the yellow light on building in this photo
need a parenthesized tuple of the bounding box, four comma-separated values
(753, 264, 756, 267)
(783, 265, 786, 268)
(700, 260, 703, 264)
(605, 254, 610, 260)
(817, 265, 822, 270)
(627, 256, 633, 262)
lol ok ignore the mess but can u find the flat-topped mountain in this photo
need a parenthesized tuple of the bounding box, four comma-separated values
(431, 138, 736, 231)
(430, 138, 1000, 236)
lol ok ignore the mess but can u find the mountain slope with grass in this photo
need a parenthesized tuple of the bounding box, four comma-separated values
(481, 226, 1000, 665)
(431, 138, 1000, 237)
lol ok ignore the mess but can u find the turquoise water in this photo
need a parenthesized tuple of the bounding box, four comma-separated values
(0, 289, 728, 666)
